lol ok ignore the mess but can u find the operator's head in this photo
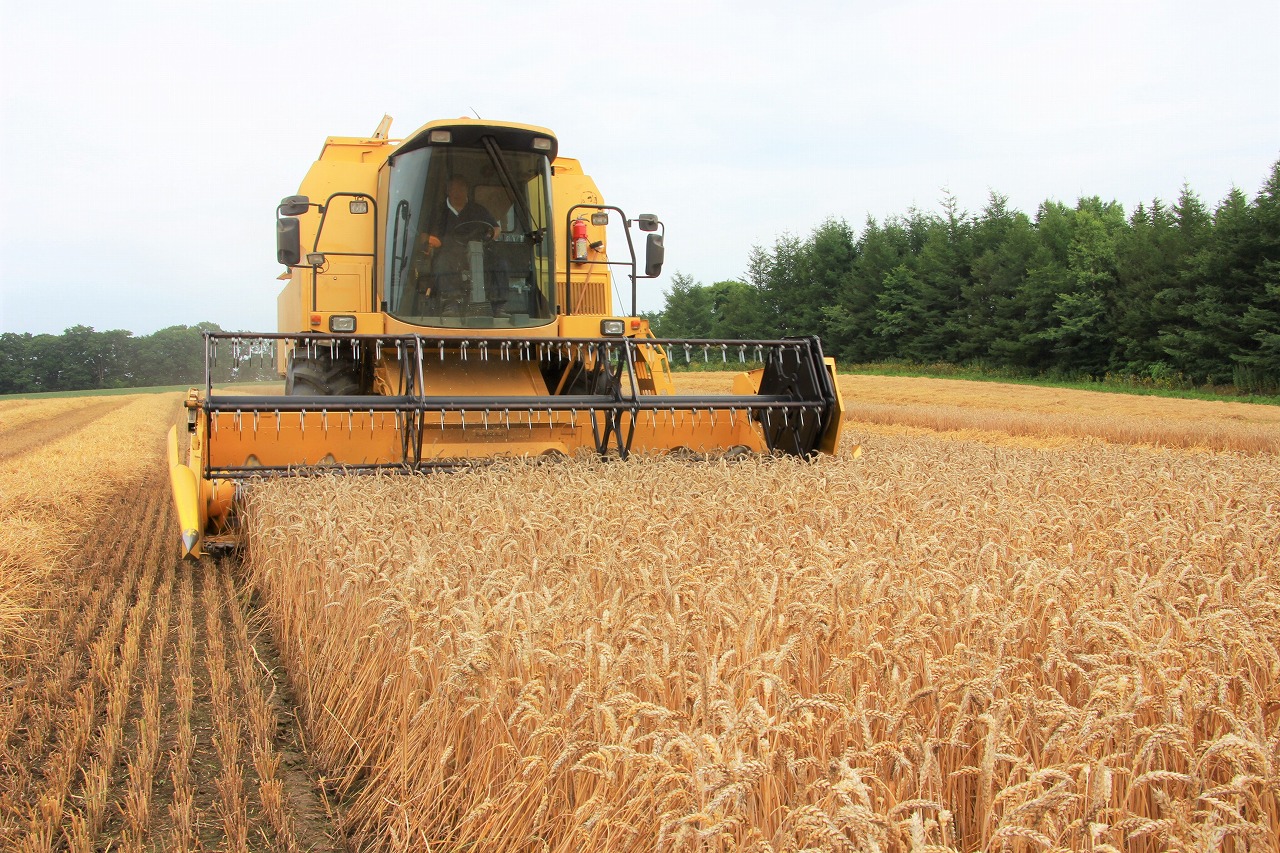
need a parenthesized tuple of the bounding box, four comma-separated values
(447, 176, 470, 210)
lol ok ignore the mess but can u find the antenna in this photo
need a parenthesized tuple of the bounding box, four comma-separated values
(470, 107, 482, 119)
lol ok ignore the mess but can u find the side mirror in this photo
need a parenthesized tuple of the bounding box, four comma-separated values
(636, 213, 660, 233)
(277, 217, 301, 266)
(279, 195, 310, 217)
(644, 233, 664, 278)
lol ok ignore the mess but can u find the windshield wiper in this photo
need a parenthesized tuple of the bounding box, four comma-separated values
(480, 135, 537, 238)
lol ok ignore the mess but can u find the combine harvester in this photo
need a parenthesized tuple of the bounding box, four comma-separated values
(169, 117, 844, 556)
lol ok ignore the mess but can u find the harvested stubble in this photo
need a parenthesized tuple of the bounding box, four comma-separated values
(204, 564, 251, 852)
(244, 437, 1280, 852)
(0, 396, 344, 850)
(0, 396, 120, 434)
(831, 375, 1280, 453)
(0, 393, 178, 659)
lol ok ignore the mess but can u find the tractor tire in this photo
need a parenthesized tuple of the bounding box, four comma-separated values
(285, 351, 362, 396)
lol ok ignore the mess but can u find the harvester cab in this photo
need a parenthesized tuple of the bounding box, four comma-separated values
(168, 117, 845, 557)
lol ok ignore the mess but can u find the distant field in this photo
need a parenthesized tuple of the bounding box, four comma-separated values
(0, 381, 285, 400)
(674, 373, 1280, 453)
(2, 375, 1277, 850)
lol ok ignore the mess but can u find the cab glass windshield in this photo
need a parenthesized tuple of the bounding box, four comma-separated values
(383, 144, 554, 330)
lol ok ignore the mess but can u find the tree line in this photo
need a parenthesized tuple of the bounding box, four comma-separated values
(651, 159, 1280, 394)
(0, 324, 278, 394)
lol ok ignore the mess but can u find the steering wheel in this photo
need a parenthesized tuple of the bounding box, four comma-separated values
(449, 220, 495, 244)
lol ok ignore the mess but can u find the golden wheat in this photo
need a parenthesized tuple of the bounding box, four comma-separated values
(246, 426, 1279, 851)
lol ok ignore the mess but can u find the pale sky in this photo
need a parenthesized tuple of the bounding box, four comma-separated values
(2, 0, 1277, 336)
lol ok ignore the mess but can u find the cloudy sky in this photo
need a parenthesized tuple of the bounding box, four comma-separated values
(1, 0, 1277, 336)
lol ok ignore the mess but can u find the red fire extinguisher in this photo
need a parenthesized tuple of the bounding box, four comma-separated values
(571, 217, 589, 262)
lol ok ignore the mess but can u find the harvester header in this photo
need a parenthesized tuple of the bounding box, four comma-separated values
(169, 116, 844, 556)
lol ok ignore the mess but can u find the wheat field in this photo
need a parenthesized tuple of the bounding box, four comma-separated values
(244, 377, 1280, 852)
(3, 377, 1278, 851)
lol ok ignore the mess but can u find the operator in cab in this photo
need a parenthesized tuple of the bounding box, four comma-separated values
(417, 175, 510, 319)
(424, 175, 500, 249)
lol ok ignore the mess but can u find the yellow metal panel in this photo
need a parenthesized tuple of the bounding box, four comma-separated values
(420, 358, 547, 396)
(817, 357, 845, 455)
(167, 426, 200, 556)
(382, 315, 560, 338)
(314, 264, 366, 312)
(558, 314, 618, 338)
(202, 407, 768, 473)
(299, 313, 384, 334)
(552, 158, 612, 315)
(317, 136, 396, 163)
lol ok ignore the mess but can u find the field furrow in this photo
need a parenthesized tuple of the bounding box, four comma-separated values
(0, 395, 345, 851)
(0, 398, 131, 463)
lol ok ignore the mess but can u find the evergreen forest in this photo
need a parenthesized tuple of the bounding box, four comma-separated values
(650, 159, 1280, 395)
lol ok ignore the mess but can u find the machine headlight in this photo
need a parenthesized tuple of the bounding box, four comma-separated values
(329, 315, 356, 333)
(600, 319, 625, 336)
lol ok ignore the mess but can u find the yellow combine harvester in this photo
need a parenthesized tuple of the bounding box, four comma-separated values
(169, 117, 844, 556)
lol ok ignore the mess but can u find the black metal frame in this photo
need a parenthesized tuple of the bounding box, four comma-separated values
(197, 331, 838, 478)
(562, 204, 660, 316)
(304, 192, 380, 313)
